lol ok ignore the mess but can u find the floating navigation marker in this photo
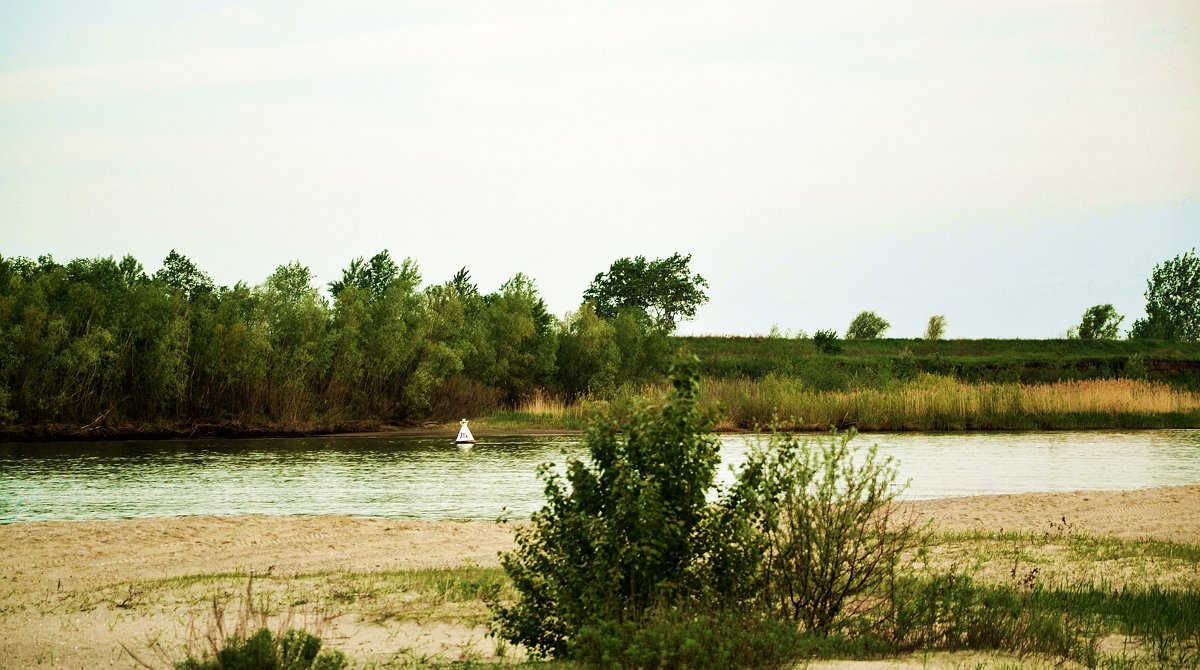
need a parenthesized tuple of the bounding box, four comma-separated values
(455, 419, 476, 445)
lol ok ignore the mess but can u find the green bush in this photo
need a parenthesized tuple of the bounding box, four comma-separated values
(812, 329, 842, 354)
(175, 627, 347, 670)
(732, 429, 926, 633)
(492, 358, 747, 657)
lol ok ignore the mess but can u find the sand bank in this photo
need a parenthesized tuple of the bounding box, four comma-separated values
(1, 485, 1197, 668)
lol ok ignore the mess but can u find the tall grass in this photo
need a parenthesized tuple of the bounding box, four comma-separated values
(474, 389, 591, 430)
(471, 375, 1200, 431)
(701, 375, 1200, 431)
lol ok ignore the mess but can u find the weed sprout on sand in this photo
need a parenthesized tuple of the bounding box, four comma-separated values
(122, 574, 346, 670)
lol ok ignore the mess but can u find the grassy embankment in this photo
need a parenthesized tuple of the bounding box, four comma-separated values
(101, 532, 1200, 668)
(478, 338, 1200, 432)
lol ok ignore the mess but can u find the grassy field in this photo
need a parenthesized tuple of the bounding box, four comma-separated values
(677, 336, 1200, 388)
(101, 532, 1200, 669)
(468, 336, 1200, 432)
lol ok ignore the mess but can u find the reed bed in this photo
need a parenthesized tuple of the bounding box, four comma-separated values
(474, 389, 591, 429)
(700, 375, 1200, 431)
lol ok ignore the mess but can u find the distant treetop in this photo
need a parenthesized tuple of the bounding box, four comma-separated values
(582, 252, 709, 332)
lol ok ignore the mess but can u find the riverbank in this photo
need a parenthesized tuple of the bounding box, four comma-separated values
(1, 485, 1197, 668)
(6, 377, 1200, 444)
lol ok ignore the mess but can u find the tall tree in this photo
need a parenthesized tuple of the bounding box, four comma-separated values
(582, 253, 708, 331)
(1130, 249, 1200, 341)
(480, 273, 557, 401)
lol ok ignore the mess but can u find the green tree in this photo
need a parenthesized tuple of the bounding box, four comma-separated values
(1130, 249, 1200, 341)
(924, 315, 946, 340)
(1076, 304, 1123, 340)
(582, 253, 709, 331)
(257, 262, 331, 421)
(478, 273, 557, 402)
(555, 302, 620, 397)
(846, 311, 890, 340)
(154, 249, 215, 301)
(327, 250, 401, 300)
(327, 252, 452, 417)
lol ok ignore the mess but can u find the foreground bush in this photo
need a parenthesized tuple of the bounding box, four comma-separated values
(492, 358, 746, 657)
(734, 429, 926, 633)
(491, 359, 922, 663)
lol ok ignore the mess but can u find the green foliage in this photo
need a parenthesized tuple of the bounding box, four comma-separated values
(812, 329, 842, 354)
(1077, 304, 1124, 340)
(0, 251, 565, 432)
(327, 250, 404, 300)
(156, 249, 215, 301)
(733, 429, 926, 633)
(846, 311, 890, 340)
(492, 358, 731, 657)
(1131, 248, 1200, 341)
(175, 627, 346, 670)
(477, 273, 558, 402)
(582, 253, 709, 331)
(924, 315, 946, 340)
(570, 609, 806, 670)
(556, 302, 620, 397)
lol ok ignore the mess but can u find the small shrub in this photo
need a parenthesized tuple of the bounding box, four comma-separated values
(813, 329, 842, 354)
(125, 576, 345, 670)
(1124, 353, 1148, 380)
(732, 429, 926, 633)
(894, 347, 919, 381)
(176, 627, 346, 670)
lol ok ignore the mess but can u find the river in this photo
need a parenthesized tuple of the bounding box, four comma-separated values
(2, 430, 1199, 523)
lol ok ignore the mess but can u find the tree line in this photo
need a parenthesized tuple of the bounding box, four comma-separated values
(810, 248, 1200, 343)
(0, 250, 708, 428)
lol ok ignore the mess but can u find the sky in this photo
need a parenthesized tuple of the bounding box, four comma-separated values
(2, 1, 1197, 338)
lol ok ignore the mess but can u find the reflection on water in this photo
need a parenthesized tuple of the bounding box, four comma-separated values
(2, 430, 1199, 523)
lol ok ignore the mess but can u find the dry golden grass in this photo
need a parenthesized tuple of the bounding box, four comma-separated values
(700, 375, 1200, 431)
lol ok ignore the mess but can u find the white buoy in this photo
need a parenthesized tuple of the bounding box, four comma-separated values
(455, 419, 476, 445)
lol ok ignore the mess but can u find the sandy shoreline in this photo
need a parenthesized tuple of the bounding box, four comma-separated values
(2, 485, 1197, 668)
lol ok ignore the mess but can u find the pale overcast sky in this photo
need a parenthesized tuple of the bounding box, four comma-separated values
(2, 1, 1197, 338)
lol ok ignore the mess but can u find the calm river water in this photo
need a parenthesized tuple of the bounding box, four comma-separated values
(2, 430, 1199, 523)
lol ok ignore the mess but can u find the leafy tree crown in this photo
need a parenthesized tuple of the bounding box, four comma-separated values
(1077, 304, 1123, 340)
(582, 253, 709, 331)
(1130, 249, 1200, 341)
(846, 311, 890, 340)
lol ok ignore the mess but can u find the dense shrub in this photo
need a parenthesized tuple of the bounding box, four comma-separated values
(813, 329, 842, 354)
(492, 360, 930, 663)
(492, 358, 746, 657)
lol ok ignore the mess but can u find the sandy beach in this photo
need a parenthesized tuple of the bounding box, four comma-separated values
(1, 485, 1197, 668)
